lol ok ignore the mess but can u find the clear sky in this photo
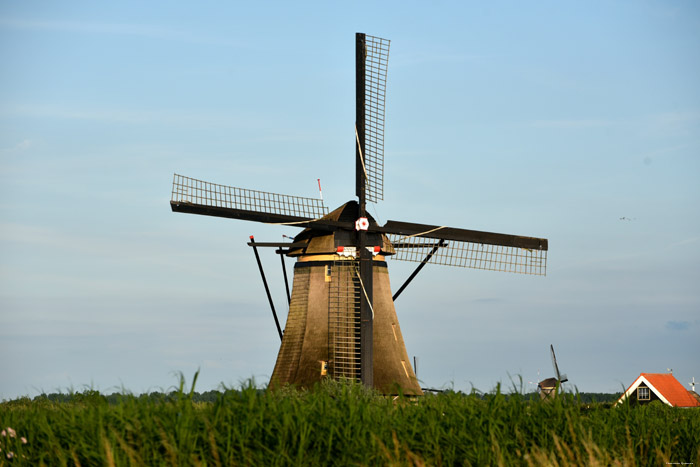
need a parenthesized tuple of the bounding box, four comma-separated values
(1, 1, 699, 399)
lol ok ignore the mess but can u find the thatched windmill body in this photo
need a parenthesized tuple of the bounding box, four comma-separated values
(171, 34, 548, 395)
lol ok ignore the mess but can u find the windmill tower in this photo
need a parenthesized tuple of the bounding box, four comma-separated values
(170, 33, 549, 395)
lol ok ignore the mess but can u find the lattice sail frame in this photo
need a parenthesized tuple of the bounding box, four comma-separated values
(171, 174, 328, 219)
(362, 35, 390, 203)
(388, 234, 547, 276)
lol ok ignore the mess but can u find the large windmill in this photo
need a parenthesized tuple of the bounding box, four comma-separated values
(170, 33, 548, 395)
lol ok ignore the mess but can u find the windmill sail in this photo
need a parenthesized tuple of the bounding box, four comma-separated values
(170, 174, 328, 224)
(356, 34, 390, 203)
(383, 220, 548, 275)
(551, 344, 568, 383)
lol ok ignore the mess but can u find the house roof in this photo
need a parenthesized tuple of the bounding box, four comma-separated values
(617, 373, 700, 407)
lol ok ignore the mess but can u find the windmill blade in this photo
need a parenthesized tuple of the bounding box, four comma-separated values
(170, 174, 328, 225)
(383, 220, 547, 275)
(550, 345, 559, 380)
(356, 33, 390, 203)
(550, 344, 568, 383)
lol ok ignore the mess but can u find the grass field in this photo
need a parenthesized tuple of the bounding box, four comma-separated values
(1, 375, 699, 466)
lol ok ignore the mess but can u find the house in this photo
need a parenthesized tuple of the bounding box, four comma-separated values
(616, 373, 700, 407)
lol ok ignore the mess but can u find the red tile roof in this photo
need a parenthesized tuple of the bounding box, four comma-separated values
(618, 373, 700, 407)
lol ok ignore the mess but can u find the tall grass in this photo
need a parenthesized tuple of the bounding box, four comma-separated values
(1, 375, 698, 466)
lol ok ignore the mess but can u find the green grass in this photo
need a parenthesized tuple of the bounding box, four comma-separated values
(1, 375, 699, 466)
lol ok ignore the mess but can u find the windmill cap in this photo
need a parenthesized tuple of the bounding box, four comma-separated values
(287, 200, 395, 257)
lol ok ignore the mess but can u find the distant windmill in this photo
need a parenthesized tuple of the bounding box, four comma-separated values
(538, 345, 568, 399)
(170, 33, 549, 395)
(690, 377, 696, 392)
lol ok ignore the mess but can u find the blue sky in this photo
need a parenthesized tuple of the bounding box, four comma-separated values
(1, 1, 699, 399)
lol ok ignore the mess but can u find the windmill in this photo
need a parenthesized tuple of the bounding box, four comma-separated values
(170, 33, 549, 395)
(538, 344, 568, 399)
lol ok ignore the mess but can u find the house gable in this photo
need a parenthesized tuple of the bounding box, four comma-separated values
(616, 373, 700, 407)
